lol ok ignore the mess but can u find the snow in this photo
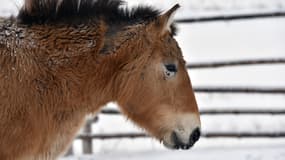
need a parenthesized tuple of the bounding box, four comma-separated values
(1, 0, 285, 160)
(62, 146, 285, 160)
(178, 19, 285, 62)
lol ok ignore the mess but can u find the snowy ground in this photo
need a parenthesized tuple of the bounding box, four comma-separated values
(1, 0, 285, 160)
(63, 147, 285, 160)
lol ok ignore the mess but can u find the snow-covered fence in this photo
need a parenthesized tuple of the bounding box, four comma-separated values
(65, 12, 285, 155)
(64, 57, 285, 155)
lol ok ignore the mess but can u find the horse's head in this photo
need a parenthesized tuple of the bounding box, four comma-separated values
(115, 4, 201, 150)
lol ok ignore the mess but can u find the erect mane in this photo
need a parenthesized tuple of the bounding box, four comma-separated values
(17, 0, 161, 25)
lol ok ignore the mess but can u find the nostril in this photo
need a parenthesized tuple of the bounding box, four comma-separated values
(193, 128, 201, 142)
(189, 128, 201, 145)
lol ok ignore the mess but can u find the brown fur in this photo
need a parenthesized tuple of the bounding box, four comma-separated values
(0, 1, 200, 159)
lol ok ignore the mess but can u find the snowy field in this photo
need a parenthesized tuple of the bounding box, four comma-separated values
(1, 0, 285, 160)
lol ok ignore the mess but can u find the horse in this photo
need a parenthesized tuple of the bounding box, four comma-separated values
(0, 0, 201, 159)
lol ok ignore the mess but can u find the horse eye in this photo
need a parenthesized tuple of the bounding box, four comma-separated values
(165, 64, 177, 72)
(164, 64, 177, 78)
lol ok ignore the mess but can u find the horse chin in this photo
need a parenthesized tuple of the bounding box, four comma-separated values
(162, 140, 176, 149)
(161, 132, 180, 150)
(162, 141, 177, 150)
(162, 134, 194, 150)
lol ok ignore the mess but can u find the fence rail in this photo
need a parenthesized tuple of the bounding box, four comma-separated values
(187, 58, 285, 69)
(100, 109, 285, 115)
(77, 132, 285, 140)
(176, 11, 285, 23)
(193, 87, 285, 94)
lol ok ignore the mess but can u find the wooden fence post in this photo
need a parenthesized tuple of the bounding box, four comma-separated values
(65, 145, 74, 156)
(82, 119, 93, 154)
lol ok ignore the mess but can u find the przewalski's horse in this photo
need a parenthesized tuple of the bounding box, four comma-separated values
(0, 0, 201, 159)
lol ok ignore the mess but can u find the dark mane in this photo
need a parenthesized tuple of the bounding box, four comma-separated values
(17, 0, 161, 25)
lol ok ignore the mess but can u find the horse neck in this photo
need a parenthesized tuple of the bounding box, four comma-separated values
(13, 21, 148, 111)
(21, 21, 149, 111)
(17, 22, 117, 110)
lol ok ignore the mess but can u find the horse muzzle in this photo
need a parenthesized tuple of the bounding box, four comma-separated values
(162, 113, 201, 150)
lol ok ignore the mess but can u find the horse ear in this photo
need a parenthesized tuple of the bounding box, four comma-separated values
(156, 4, 180, 35)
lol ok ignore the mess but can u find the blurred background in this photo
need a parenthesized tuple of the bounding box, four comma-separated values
(1, 0, 285, 160)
